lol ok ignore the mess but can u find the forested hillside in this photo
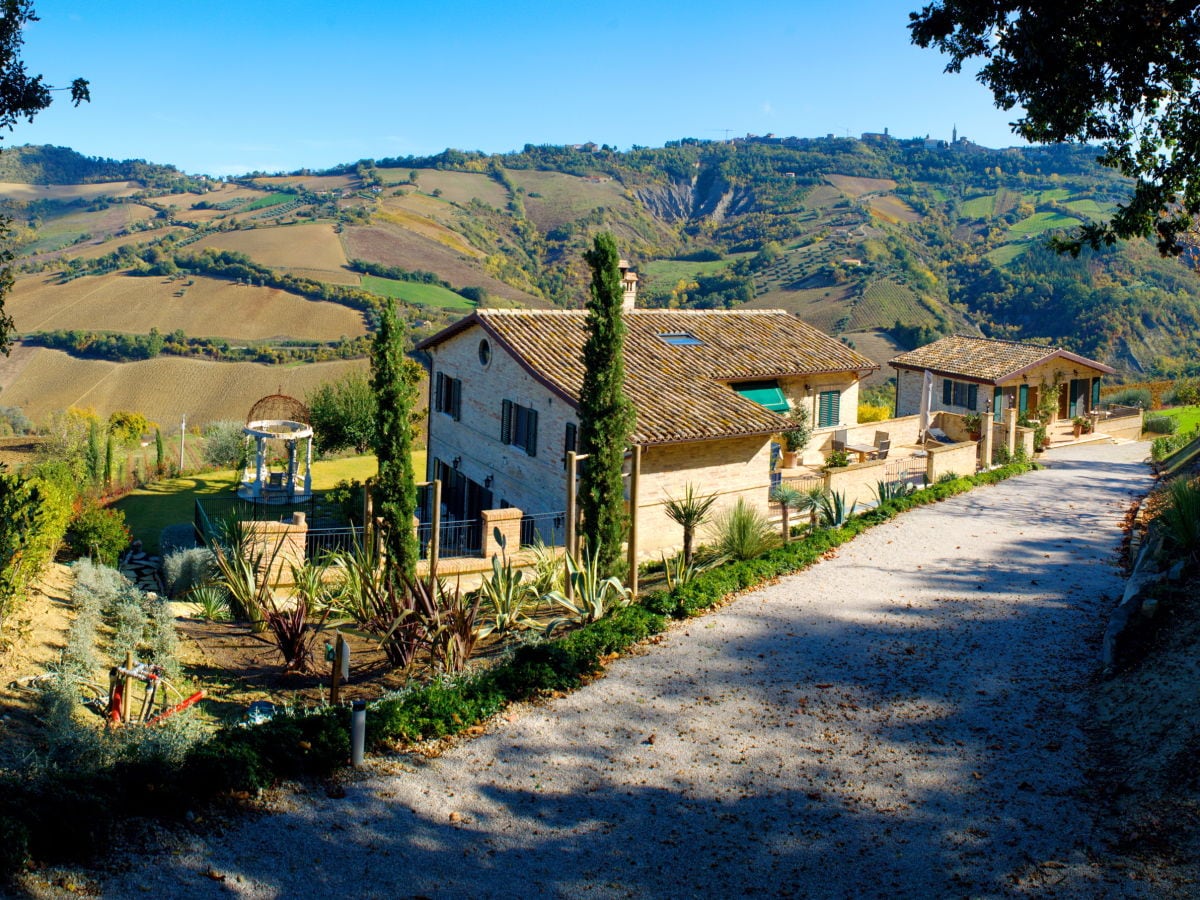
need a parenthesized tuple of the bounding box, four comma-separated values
(5, 137, 1200, 386)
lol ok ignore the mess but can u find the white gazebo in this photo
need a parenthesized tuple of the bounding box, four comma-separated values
(237, 394, 315, 503)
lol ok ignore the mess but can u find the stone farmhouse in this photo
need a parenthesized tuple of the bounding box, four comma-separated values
(416, 275, 877, 557)
(891, 335, 1116, 425)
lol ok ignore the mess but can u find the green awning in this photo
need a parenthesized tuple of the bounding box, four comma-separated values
(734, 381, 790, 413)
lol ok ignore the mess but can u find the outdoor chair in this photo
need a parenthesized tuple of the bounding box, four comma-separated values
(870, 439, 891, 460)
(873, 430, 890, 448)
(831, 428, 848, 452)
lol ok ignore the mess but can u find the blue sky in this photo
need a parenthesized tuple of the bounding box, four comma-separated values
(13, 0, 1026, 177)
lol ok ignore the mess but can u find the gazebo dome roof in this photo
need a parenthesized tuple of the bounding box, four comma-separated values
(246, 392, 310, 426)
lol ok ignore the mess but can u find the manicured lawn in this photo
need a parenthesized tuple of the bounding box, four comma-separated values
(114, 453, 425, 553)
(1160, 405, 1200, 433)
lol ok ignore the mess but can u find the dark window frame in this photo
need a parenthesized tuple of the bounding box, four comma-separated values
(434, 372, 462, 420)
(500, 399, 538, 457)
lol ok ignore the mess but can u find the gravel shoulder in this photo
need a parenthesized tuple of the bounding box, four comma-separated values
(66, 442, 1155, 898)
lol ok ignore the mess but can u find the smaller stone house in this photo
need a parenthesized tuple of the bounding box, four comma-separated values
(890, 335, 1116, 424)
(417, 307, 877, 557)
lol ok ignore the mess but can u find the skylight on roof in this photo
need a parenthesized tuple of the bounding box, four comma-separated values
(658, 331, 703, 346)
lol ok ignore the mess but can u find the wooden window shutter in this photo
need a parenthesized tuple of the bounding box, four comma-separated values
(1091, 378, 1100, 409)
(1019, 384, 1029, 413)
(942, 379, 952, 405)
(501, 399, 512, 444)
(435, 372, 445, 412)
(526, 409, 538, 457)
(967, 384, 978, 410)
(451, 377, 462, 421)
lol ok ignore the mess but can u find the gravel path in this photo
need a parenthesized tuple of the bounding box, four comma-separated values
(96, 442, 1153, 899)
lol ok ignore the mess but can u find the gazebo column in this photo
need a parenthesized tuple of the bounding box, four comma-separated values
(286, 440, 297, 495)
(255, 437, 266, 498)
(304, 436, 313, 495)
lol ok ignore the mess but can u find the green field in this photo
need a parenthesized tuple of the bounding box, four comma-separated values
(986, 242, 1030, 266)
(642, 257, 735, 284)
(1064, 199, 1110, 220)
(1038, 188, 1070, 202)
(960, 194, 994, 219)
(1008, 210, 1080, 236)
(113, 453, 424, 553)
(239, 193, 292, 212)
(361, 274, 475, 309)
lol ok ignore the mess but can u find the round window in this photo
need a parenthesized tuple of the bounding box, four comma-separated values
(478, 339, 491, 366)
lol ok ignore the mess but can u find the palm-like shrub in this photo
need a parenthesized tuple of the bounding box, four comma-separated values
(663, 484, 718, 567)
(817, 490, 857, 528)
(708, 498, 776, 561)
(476, 541, 537, 638)
(770, 483, 805, 544)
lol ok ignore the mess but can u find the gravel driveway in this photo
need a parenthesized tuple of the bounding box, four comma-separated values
(94, 441, 1153, 899)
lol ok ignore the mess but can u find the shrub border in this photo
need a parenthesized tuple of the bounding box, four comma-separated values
(0, 461, 1035, 877)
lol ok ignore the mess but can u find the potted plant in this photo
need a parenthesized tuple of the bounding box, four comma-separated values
(779, 406, 811, 468)
(1072, 415, 1093, 437)
(962, 412, 983, 441)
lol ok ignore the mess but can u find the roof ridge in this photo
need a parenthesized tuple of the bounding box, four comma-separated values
(948, 333, 1060, 351)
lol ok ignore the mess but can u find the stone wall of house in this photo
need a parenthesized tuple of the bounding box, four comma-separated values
(925, 442, 978, 481)
(426, 323, 576, 517)
(636, 435, 773, 557)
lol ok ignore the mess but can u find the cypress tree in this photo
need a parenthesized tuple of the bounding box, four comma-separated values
(370, 297, 419, 585)
(578, 232, 635, 577)
(155, 428, 164, 475)
(103, 433, 114, 489)
(85, 420, 101, 485)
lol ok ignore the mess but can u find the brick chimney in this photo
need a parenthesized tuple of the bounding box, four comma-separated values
(618, 259, 638, 311)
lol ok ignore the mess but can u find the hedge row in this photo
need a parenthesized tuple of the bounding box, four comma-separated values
(0, 461, 1034, 878)
(0, 466, 73, 629)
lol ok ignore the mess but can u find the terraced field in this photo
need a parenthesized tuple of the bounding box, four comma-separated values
(839, 330, 905, 385)
(0, 181, 144, 201)
(377, 168, 509, 208)
(192, 222, 350, 275)
(374, 207, 481, 257)
(849, 280, 936, 331)
(959, 193, 994, 219)
(340, 224, 546, 307)
(0, 350, 377, 428)
(985, 242, 1030, 266)
(253, 174, 357, 192)
(825, 174, 897, 197)
(747, 282, 855, 333)
(9, 272, 367, 339)
(1009, 209, 1080, 236)
(505, 169, 628, 231)
(16, 204, 156, 256)
(868, 195, 921, 224)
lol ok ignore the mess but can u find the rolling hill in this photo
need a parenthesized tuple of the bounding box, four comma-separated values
(2, 137, 1200, 431)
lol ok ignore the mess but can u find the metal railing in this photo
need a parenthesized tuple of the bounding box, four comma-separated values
(417, 518, 481, 560)
(520, 511, 566, 548)
(305, 526, 365, 558)
(883, 455, 926, 486)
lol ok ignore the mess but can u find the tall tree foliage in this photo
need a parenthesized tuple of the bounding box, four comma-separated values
(910, 1, 1200, 255)
(0, 2, 89, 354)
(371, 297, 419, 585)
(578, 233, 635, 576)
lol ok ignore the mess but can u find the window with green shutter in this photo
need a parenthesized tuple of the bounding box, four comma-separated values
(1019, 383, 1030, 414)
(817, 390, 841, 428)
(434, 372, 462, 420)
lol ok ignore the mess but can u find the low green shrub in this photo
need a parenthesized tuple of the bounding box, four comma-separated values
(1105, 387, 1152, 408)
(66, 499, 131, 566)
(1145, 415, 1177, 434)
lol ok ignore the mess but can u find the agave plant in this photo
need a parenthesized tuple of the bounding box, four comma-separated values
(543, 545, 632, 636)
(476, 541, 538, 639)
(817, 490, 857, 528)
(874, 479, 917, 504)
(188, 584, 231, 623)
(208, 518, 274, 631)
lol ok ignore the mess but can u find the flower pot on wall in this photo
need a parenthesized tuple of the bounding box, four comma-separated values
(781, 450, 799, 468)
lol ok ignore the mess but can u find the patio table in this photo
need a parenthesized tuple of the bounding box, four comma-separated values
(845, 441, 878, 463)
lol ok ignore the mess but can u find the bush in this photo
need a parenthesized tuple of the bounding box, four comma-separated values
(1160, 477, 1200, 560)
(708, 498, 775, 561)
(162, 546, 218, 598)
(66, 499, 130, 566)
(1166, 378, 1200, 406)
(201, 420, 246, 469)
(857, 404, 891, 423)
(1145, 415, 1177, 434)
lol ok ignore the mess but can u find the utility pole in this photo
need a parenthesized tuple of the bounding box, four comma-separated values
(179, 413, 186, 474)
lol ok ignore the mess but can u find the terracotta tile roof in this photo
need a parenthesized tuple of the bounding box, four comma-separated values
(889, 335, 1115, 383)
(419, 309, 877, 446)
